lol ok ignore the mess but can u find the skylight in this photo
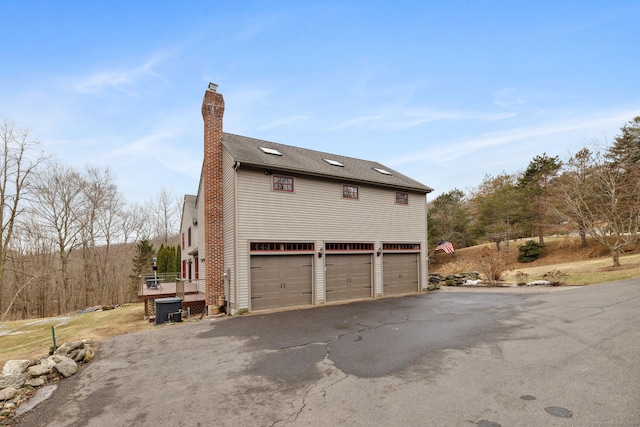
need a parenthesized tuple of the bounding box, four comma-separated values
(259, 146, 282, 156)
(323, 158, 344, 167)
(373, 167, 392, 176)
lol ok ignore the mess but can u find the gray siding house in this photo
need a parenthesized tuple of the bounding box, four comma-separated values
(180, 84, 433, 315)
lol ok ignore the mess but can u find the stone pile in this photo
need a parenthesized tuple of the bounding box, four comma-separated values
(430, 271, 482, 286)
(428, 273, 443, 290)
(0, 339, 95, 422)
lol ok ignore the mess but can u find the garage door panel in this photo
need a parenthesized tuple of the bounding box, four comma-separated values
(251, 255, 313, 310)
(326, 254, 373, 302)
(383, 253, 419, 295)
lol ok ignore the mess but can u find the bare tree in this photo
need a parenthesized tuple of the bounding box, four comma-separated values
(120, 202, 152, 244)
(12, 220, 55, 318)
(79, 166, 127, 306)
(553, 147, 640, 267)
(31, 164, 86, 313)
(0, 120, 48, 315)
(147, 188, 181, 243)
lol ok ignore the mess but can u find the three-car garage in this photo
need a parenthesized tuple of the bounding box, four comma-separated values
(249, 242, 422, 311)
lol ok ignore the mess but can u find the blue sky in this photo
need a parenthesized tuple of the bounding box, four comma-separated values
(1, 1, 638, 203)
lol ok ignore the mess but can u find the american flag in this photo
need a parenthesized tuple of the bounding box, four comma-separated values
(434, 241, 455, 254)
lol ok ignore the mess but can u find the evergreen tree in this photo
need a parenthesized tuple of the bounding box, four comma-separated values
(174, 245, 181, 273)
(517, 153, 562, 244)
(156, 244, 170, 273)
(470, 173, 528, 256)
(155, 244, 180, 274)
(130, 240, 155, 299)
(427, 189, 472, 249)
(130, 240, 155, 278)
(606, 116, 640, 165)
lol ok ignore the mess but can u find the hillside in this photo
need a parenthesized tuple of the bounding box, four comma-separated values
(429, 235, 640, 285)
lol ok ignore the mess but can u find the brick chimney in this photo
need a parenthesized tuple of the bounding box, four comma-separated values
(202, 83, 225, 311)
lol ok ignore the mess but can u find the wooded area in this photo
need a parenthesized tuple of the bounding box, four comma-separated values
(0, 120, 182, 321)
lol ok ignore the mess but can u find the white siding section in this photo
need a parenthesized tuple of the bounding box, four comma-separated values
(233, 168, 427, 309)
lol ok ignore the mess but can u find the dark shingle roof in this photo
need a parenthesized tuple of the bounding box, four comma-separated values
(222, 133, 433, 193)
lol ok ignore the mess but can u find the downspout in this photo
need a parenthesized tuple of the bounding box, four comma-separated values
(424, 194, 429, 291)
(233, 161, 240, 314)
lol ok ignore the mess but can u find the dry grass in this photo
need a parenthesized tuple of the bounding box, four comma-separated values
(503, 255, 640, 285)
(0, 304, 155, 367)
(430, 235, 640, 285)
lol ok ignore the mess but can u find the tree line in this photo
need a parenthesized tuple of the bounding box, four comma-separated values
(0, 120, 183, 321)
(429, 116, 640, 267)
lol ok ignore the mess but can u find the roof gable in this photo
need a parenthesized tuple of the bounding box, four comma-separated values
(222, 133, 432, 193)
(184, 194, 197, 223)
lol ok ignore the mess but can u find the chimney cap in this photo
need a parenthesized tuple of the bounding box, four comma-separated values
(208, 82, 218, 92)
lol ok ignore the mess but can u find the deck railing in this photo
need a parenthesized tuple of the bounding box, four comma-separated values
(176, 279, 206, 298)
(139, 272, 180, 293)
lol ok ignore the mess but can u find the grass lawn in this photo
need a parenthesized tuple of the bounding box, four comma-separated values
(0, 303, 155, 367)
(502, 253, 640, 285)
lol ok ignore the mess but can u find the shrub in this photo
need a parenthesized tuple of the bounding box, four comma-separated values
(518, 240, 544, 263)
(475, 247, 509, 286)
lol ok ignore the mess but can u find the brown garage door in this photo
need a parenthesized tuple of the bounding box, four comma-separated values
(383, 253, 419, 295)
(325, 254, 373, 302)
(250, 255, 313, 310)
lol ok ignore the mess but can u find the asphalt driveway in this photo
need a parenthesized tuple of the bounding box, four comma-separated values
(16, 280, 640, 426)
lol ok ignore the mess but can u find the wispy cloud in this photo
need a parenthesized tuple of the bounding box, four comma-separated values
(257, 115, 310, 131)
(406, 109, 517, 123)
(235, 13, 291, 42)
(327, 107, 516, 132)
(390, 110, 636, 167)
(327, 113, 386, 131)
(71, 50, 174, 94)
(105, 110, 201, 177)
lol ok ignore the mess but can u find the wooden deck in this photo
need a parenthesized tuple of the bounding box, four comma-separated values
(138, 279, 206, 319)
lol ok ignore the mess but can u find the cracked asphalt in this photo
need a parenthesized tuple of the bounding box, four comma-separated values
(16, 279, 640, 427)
